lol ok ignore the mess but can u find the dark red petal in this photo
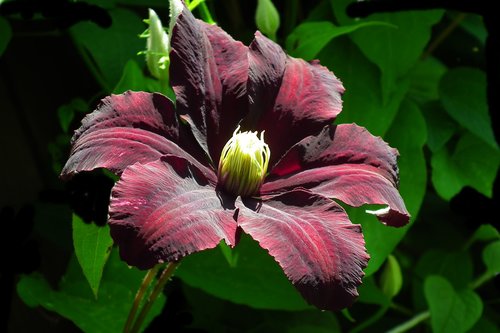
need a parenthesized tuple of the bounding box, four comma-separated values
(262, 124, 409, 227)
(238, 189, 369, 311)
(109, 155, 237, 269)
(61, 91, 207, 179)
(170, 7, 248, 164)
(244, 32, 344, 165)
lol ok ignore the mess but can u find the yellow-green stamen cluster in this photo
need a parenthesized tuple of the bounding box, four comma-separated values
(218, 127, 270, 197)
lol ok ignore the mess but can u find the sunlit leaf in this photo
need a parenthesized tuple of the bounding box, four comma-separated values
(72, 214, 114, 298)
(425, 276, 483, 333)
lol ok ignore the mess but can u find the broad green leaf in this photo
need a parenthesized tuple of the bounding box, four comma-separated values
(415, 250, 473, 289)
(17, 250, 165, 333)
(331, 0, 443, 102)
(319, 38, 408, 137)
(72, 214, 114, 298)
(379, 255, 403, 298)
(70, 8, 145, 92)
(0, 17, 12, 56)
(424, 276, 483, 333)
(431, 132, 500, 200)
(355, 100, 427, 275)
(421, 101, 459, 152)
(408, 57, 447, 104)
(182, 284, 340, 333)
(483, 240, 500, 273)
(439, 67, 497, 148)
(286, 20, 393, 60)
(176, 233, 311, 311)
(113, 59, 146, 94)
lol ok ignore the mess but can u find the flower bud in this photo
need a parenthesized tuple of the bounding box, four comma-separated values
(218, 127, 270, 197)
(145, 9, 170, 81)
(255, 0, 280, 41)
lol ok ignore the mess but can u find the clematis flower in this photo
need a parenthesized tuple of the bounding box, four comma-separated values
(61, 1, 409, 311)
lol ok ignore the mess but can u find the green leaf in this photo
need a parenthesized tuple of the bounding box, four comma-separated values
(286, 20, 393, 61)
(70, 8, 145, 91)
(357, 275, 390, 306)
(458, 13, 487, 44)
(421, 101, 459, 152)
(415, 250, 473, 289)
(424, 276, 483, 333)
(319, 38, 408, 137)
(470, 225, 500, 244)
(330, 0, 443, 102)
(176, 233, 311, 311)
(431, 132, 500, 200)
(182, 284, 340, 333)
(0, 17, 12, 56)
(57, 98, 88, 133)
(113, 59, 146, 94)
(408, 57, 447, 104)
(72, 214, 114, 298)
(483, 240, 500, 273)
(355, 100, 427, 275)
(469, 317, 500, 333)
(439, 67, 497, 148)
(17, 250, 165, 333)
(379, 255, 403, 299)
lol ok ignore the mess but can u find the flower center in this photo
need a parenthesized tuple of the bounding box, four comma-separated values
(217, 126, 270, 197)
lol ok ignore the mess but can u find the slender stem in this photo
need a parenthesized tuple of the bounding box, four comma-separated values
(349, 304, 389, 333)
(386, 311, 430, 333)
(390, 302, 413, 317)
(124, 265, 162, 333)
(130, 262, 179, 333)
(469, 270, 494, 290)
(198, 1, 216, 24)
(422, 13, 466, 59)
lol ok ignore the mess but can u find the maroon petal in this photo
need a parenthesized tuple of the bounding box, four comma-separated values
(61, 91, 207, 179)
(169, 6, 248, 164)
(109, 155, 237, 269)
(262, 124, 409, 227)
(244, 32, 344, 165)
(238, 189, 369, 311)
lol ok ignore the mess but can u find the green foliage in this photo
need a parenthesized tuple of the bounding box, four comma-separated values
(176, 233, 311, 310)
(70, 8, 145, 92)
(424, 276, 483, 333)
(330, 0, 444, 102)
(431, 132, 500, 200)
(17, 250, 165, 333)
(72, 214, 114, 298)
(439, 67, 497, 148)
(482, 240, 500, 273)
(286, 20, 392, 60)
